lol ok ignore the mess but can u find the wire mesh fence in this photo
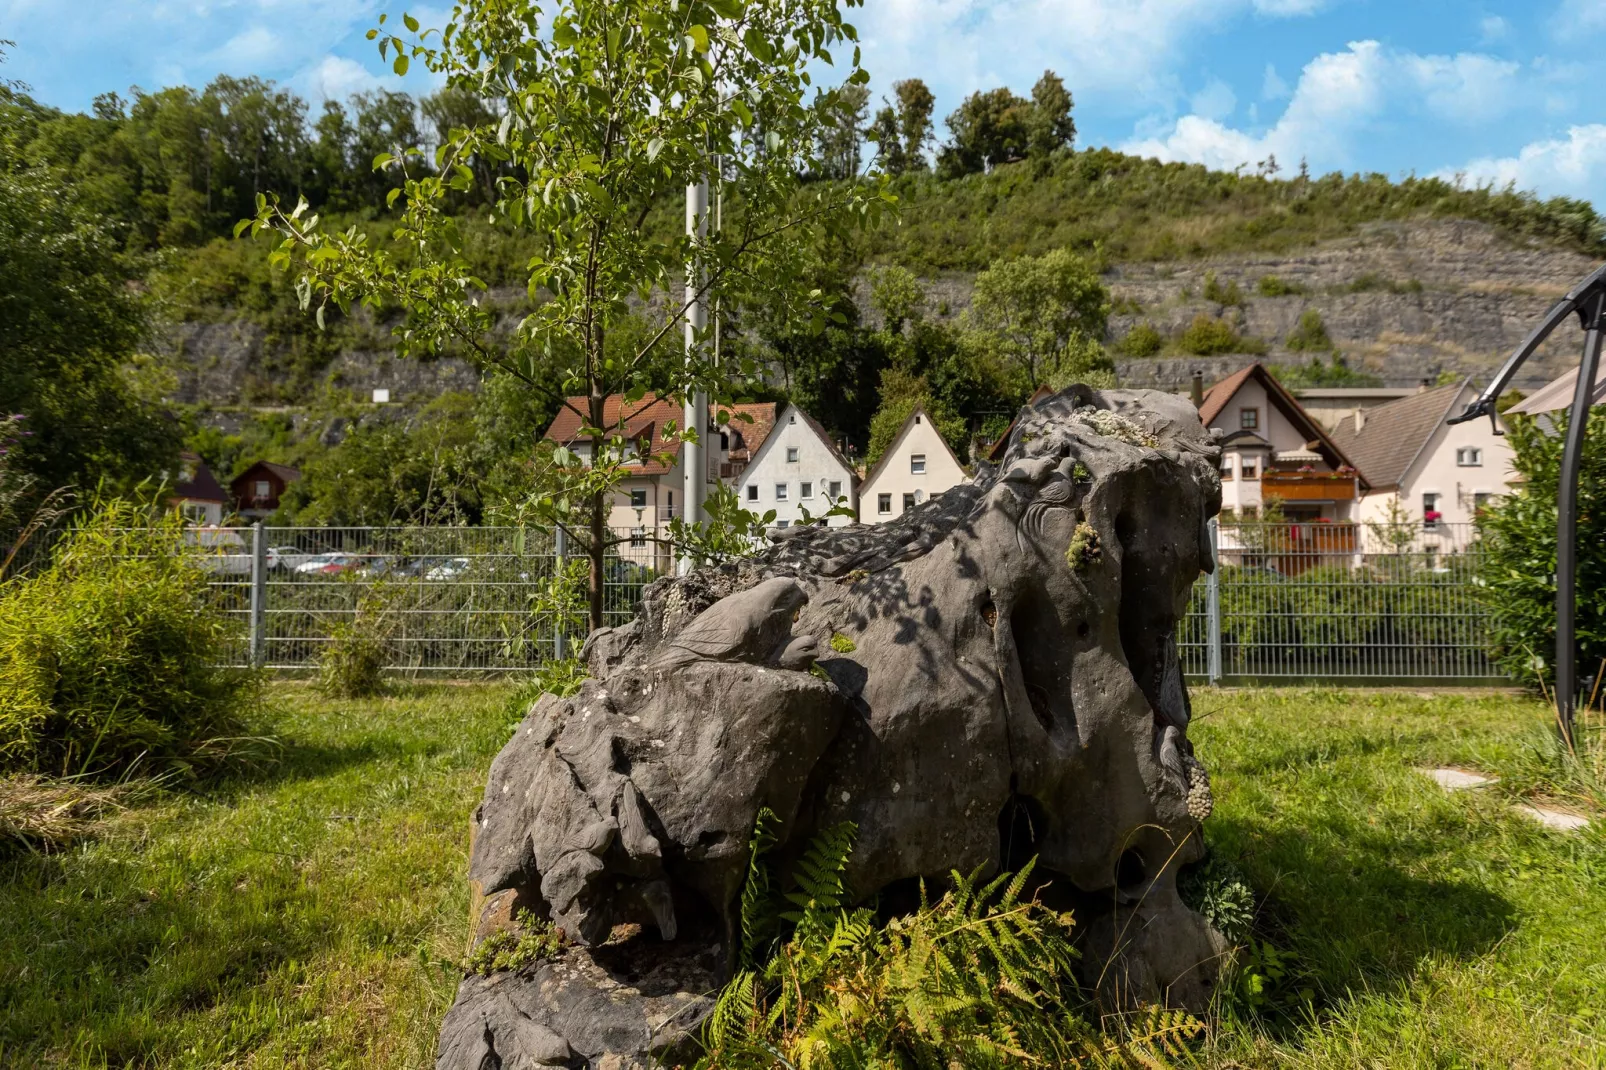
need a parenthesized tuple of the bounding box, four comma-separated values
(1180, 519, 1499, 682)
(3, 518, 1503, 681)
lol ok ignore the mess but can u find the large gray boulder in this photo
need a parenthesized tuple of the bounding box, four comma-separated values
(438, 385, 1230, 1069)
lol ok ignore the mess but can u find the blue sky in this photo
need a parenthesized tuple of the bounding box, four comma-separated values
(5, 0, 1606, 206)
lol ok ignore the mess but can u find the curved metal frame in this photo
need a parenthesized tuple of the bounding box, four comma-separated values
(1450, 264, 1606, 747)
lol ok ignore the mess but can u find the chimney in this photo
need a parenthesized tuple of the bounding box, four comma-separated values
(1419, 377, 1431, 393)
(1354, 407, 1365, 433)
(1190, 369, 1205, 409)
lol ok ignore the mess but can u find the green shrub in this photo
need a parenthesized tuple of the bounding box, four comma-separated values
(316, 582, 394, 699)
(1478, 410, 1606, 693)
(1256, 274, 1308, 296)
(1203, 270, 1244, 306)
(0, 501, 259, 778)
(1179, 314, 1267, 356)
(1114, 321, 1164, 357)
(1284, 309, 1334, 352)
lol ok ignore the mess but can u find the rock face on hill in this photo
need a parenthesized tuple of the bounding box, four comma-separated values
(435, 386, 1230, 1069)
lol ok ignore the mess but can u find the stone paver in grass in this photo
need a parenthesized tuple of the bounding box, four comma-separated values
(1418, 767, 1498, 791)
(1517, 804, 1592, 832)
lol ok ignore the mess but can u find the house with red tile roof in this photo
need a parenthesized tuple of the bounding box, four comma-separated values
(1198, 363, 1366, 523)
(734, 403, 858, 528)
(541, 394, 779, 558)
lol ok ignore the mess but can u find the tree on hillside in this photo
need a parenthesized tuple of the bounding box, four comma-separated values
(0, 171, 179, 502)
(1027, 70, 1075, 163)
(249, 0, 892, 630)
(866, 103, 906, 174)
(893, 78, 935, 171)
(937, 72, 1074, 179)
(864, 367, 965, 466)
(815, 82, 870, 180)
(965, 247, 1110, 388)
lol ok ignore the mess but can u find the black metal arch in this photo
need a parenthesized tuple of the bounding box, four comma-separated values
(1449, 262, 1606, 747)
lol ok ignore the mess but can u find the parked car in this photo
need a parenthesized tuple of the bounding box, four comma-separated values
(293, 552, 359, 576)
(267, 546, 316, 571)
(425, 557, 472, 581)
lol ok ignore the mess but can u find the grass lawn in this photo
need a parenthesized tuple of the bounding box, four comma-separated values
(2, 683, 1603, 1068)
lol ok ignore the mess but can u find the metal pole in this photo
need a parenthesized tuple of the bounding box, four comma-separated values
(1556, 291, 1604, 747)
(249, 521, 266, 668)
(681, 177, 709, 574)
(1206, 517, 1222, 685)
(553, 525, 568, 662)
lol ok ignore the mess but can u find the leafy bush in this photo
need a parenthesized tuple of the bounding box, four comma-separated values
(316, 582, 394, 699)
(1179, 314, 1267, 356)
(1336, 272, 1422, 295)
(1478, 410, 1606, 693)
(1256, 274, 1307, 296)
(465, 909, 566, 975)
(0, 500, 259, 778)
(694, 810, 1203, 1069)
(1114, 321, 1164, 357)
(1284, 309, 1334, 352)
(1203, 270, 1244, 306)
(1269, 354, 1382, 387)
(1179, 851, 1256, 944)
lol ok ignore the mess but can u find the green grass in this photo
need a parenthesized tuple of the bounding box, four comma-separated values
(1192, 688, 1606, 1067)
(2, 683, 1602, 1068)
(0, 681, 517, 1069)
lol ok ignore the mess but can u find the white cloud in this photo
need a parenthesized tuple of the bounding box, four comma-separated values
(1261, 63, 1289, 99)
(1122, 41, 1522, 174)
(1190, 78, 1237, 120)
(1554, 0, 1606, 32)
(1252, 0, 1326, 13)
(300, 54, 381, 103)
(1479, 15, 1509, 43)
(1438, 125, 1606, 201)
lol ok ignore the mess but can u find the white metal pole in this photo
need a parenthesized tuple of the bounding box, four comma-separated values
(681, 177, 709, 573)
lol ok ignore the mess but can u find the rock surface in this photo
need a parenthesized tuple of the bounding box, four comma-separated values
(438, 385, 1232, 1069)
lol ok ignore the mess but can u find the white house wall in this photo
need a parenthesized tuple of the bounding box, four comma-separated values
(1358, 385, 1516, 530)
(859, 415, 968, 523)
(737, 410, 857, 528)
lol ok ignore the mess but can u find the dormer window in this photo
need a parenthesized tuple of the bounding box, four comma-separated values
(1456, 446, 1483, 467)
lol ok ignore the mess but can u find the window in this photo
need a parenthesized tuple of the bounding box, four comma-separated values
(1456, 446, 1483, 467)
(1240, 408, 1259, 430)
(786, 447, 799, 463)
(630, 489, 647, 508)
(914, 414, 922, 424)
(1241, 459, 1259, 480)
(799, 481, 813, 499)
(746, 485, 759, 502)
(1220, 459, 1234, 481)
(903, 493, 916, 512)
(877, 493, 891, 514)
(910, 453, 927, 475)
(719, 432, 729, 450)
(775, 483, 788, 501)
(630, 527, 646, 548)
(181, 503, 206, 523)
(828, 480, 842, 499)
(254, 480, 271, 498)
(777, 520, 791, 529)
(1473, 492, 1493, 516)
(1241, 505, 1259, 519)
(1422, 492, 1441, 529)
(788, 414, 797, 424)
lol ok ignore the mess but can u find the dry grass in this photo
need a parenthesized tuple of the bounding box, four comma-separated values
(0, 775, 128, 850)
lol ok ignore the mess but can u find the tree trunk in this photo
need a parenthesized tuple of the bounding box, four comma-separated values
(587, 391, 607, 635)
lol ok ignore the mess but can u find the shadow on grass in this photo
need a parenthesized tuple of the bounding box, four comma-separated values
(1207, 813, 1517, 1031)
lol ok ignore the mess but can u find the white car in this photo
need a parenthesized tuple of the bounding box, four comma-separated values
(267, 546, 316, 571)
(425, 557, 472, 581)
(293, 552, 359, 576)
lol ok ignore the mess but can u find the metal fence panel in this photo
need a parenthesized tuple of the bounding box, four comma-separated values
(4, 518, 1503, 681)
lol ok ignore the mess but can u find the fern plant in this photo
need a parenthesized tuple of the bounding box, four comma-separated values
(690, 813, 1203, 1069)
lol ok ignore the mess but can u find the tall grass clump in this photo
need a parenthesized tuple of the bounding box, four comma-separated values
(0, 499, 260, 779)
(316, 580, 395, 699)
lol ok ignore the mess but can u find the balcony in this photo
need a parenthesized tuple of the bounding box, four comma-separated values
(1260, 469, 1359, 502)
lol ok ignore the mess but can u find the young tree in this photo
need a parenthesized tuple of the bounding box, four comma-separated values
(814, 82, 869, 180)
(1027, 70, 1074, 162)
(866, 103, 906, 174)
(892, 78, 935, 170)
(965, 247, 1109, 389)
(248, 0, 891, 631)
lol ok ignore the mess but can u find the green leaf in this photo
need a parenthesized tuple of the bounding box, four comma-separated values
(372, 152, 395, 170)
(743, 27, 772, 61)
(393, 53, 409, 76)
(403, 12, 419, 31)
(687, 24, 710, 52)
(553, 20, 578, 47)
(708, 0, 743, 16)
(232, 218, 251, 240)
(646, 137, 665, 162)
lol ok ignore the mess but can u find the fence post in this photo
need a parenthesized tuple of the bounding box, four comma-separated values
(1206, 517, 1222, 685)
(553, 525, 568, 661)
(250, 521, 267, 668)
